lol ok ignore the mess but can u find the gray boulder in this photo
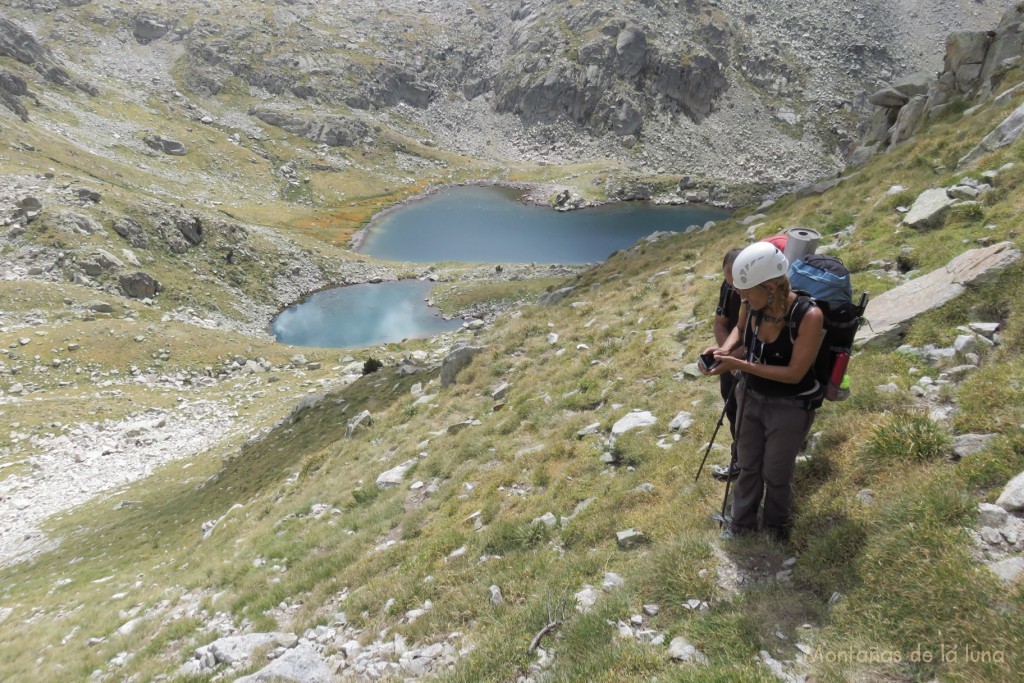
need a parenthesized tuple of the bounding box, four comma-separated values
(989, 557, 1024, 584)
(669, 411, 694, 432)
(178, 632, 299, 678)
(119, 272, 160, 299)
(979, 6, 1024, 86)
(932, 28, 993, 101)
(132, 13, 172, 44)
(868, 87, 909, 109)
(902, 188, 958, 229)
(612, 410, 657, 436)
(234, 643, 331, 683)
(75, 187, 102, 203)
(93, 249, 124, 270)
(87, 301, 114, 313)
(113, 217, 149, 248)
(539, 286, 575, 305)
(345, 410, 372, 438)
(847, 142, 881, 168)
(856, 242, 1022, 347)
(997, 470, 1024, 512)
(890, 96, 928, 146)
(945, 31, 993, 75)
(891, 73, 933, 98)
(668, 636, 707, 664)
(174, 214, 203, 245)
(78, 249, 123, 277)
(144, 134, 187, 156)
(951, 433, 995, 459)
(978, 503, 1009, 528)
(53, 211, 101, 234)
(795, 176, 844, 198)
(376, 459, 416, 488)
(16, 196, 41, 218)
(616, 528, 647, 549)
(615, 27, 649, 80)
(440, 345, 483, 387)
(574, 585, 601, 613)
(862, 107, 899, 145)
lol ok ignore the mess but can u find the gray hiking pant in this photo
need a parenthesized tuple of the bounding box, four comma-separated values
(730, 381, 816, 533)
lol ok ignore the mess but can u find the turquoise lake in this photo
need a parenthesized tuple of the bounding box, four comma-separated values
(271, 280, 463, 348)
(273, 186, 730, 347)
(357, 185, 730, 264)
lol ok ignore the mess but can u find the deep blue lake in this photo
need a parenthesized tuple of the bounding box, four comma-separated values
(271, 280, 463, 348)
(274, 186, 730, 347)
(357, 185, 730, 264)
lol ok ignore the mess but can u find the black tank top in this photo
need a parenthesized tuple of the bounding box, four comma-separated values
(716, 281, 741, 330)
(742, 298, 820, 398)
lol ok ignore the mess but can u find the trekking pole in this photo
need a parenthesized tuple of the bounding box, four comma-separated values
(717, 382, 745, 528)
(694, 380, 736, 482)
(719, 456, 736, 527)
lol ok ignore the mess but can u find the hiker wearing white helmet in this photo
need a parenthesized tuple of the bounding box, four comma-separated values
(699, 241, 824, 541)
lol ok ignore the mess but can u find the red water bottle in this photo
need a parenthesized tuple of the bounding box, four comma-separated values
(830, 352, 850, 386)
(827, 351, 850, 400)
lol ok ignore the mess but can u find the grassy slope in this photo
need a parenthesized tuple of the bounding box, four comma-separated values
(2, 54, 1024, 683)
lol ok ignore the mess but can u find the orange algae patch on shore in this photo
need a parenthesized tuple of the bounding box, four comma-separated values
(290, 210, 367, 245)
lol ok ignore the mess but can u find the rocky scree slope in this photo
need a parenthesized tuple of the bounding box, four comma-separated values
(1, 0, 1017, 193)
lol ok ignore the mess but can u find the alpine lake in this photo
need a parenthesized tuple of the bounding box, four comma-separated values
(271, 185, 730, 348)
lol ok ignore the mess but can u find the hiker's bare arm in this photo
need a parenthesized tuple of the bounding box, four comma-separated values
(713, 312, 731, 347)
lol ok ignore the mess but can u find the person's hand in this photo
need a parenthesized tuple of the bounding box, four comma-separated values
(698, 347, 722, 375)
(711, 353, 742, 375)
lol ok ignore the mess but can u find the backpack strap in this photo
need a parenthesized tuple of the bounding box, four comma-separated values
(785, 294, 816, 343)
(787, 294, 826, 410)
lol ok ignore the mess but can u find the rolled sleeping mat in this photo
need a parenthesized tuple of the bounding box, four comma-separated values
(783, 228, 821, 264)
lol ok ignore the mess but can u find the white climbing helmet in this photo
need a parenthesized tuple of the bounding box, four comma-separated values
(731, 242, 789, 288)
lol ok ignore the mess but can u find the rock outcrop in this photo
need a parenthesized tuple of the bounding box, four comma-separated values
(492, 20, 727, 139)
(0, 69, 31, 121)
(0, 18, 97, 96)
(250, 108, 371, 148)
(850, 5, 1024, 165)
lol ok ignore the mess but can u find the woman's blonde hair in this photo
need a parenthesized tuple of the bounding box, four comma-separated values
(763, 275, 792, 320)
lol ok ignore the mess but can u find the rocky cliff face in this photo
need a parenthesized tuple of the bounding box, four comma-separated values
(0, 0, 1016, 191)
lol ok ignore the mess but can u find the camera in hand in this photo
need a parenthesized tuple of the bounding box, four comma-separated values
(698, 351, 720, 372)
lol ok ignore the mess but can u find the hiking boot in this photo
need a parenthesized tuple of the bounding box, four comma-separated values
(719, 524, 752, 540)
(711, 463, 740, 482)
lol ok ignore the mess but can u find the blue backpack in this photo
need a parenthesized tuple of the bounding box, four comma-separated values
(787, 255, 868, 405)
